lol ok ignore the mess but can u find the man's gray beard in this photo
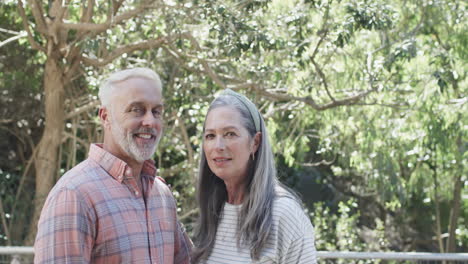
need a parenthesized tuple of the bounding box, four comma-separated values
(110, 118, 160, 163)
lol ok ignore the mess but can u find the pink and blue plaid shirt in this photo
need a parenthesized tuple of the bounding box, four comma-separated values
(34, 144, 191, 263)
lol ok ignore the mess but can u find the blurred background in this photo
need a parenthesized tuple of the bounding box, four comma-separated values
(0, 0, 466, 262)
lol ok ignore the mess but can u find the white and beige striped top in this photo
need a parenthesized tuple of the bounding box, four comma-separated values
(203, 196, 317, 264)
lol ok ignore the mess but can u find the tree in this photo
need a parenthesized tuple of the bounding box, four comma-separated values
(309, 0, 467, 252)
(13, 0, 386, 244)
(16, 0, 196, 243)
(2, 0, 465, 252)
(0, 3, 44, 245)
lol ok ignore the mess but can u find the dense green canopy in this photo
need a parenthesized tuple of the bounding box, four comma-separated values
(0, 0, 466, 256)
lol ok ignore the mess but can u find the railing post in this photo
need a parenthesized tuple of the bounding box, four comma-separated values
(10, 254, 21, 264)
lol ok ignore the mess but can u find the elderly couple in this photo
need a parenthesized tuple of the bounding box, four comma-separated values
(34, 68, 317, 264)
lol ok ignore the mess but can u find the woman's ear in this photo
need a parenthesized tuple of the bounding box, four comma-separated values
(252, 132, 261, 153)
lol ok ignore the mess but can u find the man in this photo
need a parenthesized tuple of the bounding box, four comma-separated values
(34, 68, 191, 263)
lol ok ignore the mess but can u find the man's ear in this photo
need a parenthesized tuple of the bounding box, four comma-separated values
(98, 106, 110, 128)
(252, 132, 261, 153)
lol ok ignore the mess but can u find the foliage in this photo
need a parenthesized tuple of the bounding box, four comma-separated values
(0, 0, 466, 255)
(0, 2, 45, 245)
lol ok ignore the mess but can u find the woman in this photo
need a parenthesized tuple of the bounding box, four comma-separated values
(192, 89, 317, 263)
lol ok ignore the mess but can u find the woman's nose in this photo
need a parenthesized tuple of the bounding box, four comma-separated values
(215, 137, 225, 150)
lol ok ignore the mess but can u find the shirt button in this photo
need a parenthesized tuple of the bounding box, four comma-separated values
(135, 191, 139, 195)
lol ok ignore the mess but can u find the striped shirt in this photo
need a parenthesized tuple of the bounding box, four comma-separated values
(34, 144, 191, 264)
(204, 197, 317, 264)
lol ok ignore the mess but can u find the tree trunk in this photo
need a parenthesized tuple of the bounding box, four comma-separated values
(26, 55, 65, 245)
(446, 174, 462, 252)
(430, 156, 445, 255)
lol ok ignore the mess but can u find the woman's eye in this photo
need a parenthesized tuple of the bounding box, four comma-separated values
(226, 132, 236, 137)
(205, 134, 215, 140)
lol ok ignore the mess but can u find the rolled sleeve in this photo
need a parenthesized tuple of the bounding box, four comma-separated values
(174, 220, 192, 264)
(34, 188, 95, 264)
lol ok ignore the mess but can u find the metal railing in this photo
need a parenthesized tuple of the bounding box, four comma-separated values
(0, 247, 33, 264)
(318, 251, 468, 261)
(0, 247, 467, 263)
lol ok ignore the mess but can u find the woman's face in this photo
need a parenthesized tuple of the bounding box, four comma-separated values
(203, 106, 259, 186)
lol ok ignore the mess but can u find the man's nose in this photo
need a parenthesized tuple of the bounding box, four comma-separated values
(141, 111, 160, 127)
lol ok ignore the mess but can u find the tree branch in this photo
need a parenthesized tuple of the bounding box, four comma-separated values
(64, 56, 83, 84)
(55, 0, 69, 23)
(229, 82, 374, 111)
(168, 45, 229, 86)
(0, 119, 13, 124)
(65, 99, 100, 119)
(62, 131, 89, 147)
(10, 142, 39, 231)
(48, 0, 70, 45)
(311, 56, 335, 101)
(446, 174, 462, 252)
(80, 0, 95, 23)
(165, 27, 373, 111)
(170, 33, 227, 88)
(0, 31, 27, 48)
(201, 59, 226, 89)
(164, 46, 205, 74)
(354, 101, 409, 109)
(302, 155, 336, 167)
(81, 37, 167, 67)
(61, 1, 155, 35)
(159, 164, 186, 178)
(0, 197, 11, 246)
(166, 39, 374, 111)
(175, 113, 195, 166)
(74, 0, 128, 42)
(25, 0, 48, 34)
(0, 28, 23, 35)
(164, 45, 234, 92)
(17, 0, 46, 52)
(310, 25, 335, 102)
(166, 31, 373, 110)
(113, 0, 126, 16)
(179, 208, 198, 221)
(371, 7, 425, 55)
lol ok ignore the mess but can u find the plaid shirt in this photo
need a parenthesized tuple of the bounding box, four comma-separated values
(34, 144, 191, 263)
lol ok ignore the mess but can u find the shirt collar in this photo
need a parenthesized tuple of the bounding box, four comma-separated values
(88, 143, 157, 183)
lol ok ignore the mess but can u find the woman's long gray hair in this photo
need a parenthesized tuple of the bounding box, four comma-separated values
(192, 92, 281, 262)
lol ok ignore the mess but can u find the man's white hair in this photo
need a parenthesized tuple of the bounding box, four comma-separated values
(98, 67, 162, 107)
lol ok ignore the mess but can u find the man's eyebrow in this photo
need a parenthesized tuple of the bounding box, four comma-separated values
(126, 101, 164, 108)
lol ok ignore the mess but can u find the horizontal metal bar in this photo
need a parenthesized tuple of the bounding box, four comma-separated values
(0, 247, 33, 254)
(317, 251, 468, 261)
(0, 247, 467, 261)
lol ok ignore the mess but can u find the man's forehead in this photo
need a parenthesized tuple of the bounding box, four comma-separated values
(126, 100, 164, 107)
(112, 78, 162, 99)
(114, 77, 161, 89)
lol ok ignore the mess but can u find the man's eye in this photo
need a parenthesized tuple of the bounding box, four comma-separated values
(205, 134, 215, 140)
(131, 107, 143, 113)
(152, 109, 162, 117)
